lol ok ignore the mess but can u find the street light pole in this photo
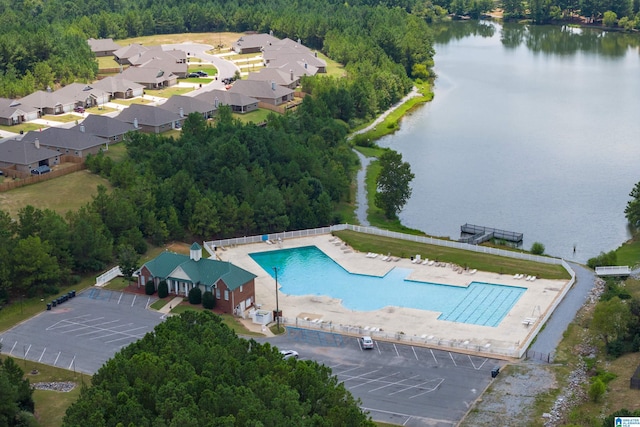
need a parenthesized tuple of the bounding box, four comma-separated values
(273, 267, 280, 332)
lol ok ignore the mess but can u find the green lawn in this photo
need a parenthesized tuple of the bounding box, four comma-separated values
(0, 122, 44, 134)
(613, 237, 640, 268)
(0, 170, 112, 218)
(187, 65, 218, 76)
(110, 98, 154, 106)
(152, 86, 194, 98)
(40, 114, 80, 123)
(96, 56, 120, 70)
(103, 142, 128, 162)
(334, 229, 570, 280)
(232, 109, 272, 124)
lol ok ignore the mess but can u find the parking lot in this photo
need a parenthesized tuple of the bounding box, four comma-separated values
(265, 328, 502, 427)
(0, 289, 163, 374)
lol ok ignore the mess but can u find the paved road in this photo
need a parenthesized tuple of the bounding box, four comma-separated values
(528, 262, 595, 361)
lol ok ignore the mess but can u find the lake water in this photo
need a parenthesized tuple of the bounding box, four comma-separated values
(378, 21, 640, 262)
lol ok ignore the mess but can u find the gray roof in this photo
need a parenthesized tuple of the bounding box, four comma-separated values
(54, 83, 103, 104)
(116, 104, 181, 127)
(0, 139, 59, 165)
(129, 46, 185, 66)
(262, 38, 314, 56)
(72, 115, 138, 139)
(135, 57, 187, 76)
(22, 127, 106, 151)
(91, 76, 144, 94)
(113, 43, 149, 60)
(267, 59, 319, 79)
(19, 90, 75, 110)
(0, 98, 37, 119)
(228, 80, 294, 100)
(266, 52, 326, 70)
(87, 38, 121, 53)
(248, 68, 296, 86)
(194, 90, 258, 108)
(157, 95, 216, 116)
(233, 33, 281, 52)
(121, 66, 175, 85)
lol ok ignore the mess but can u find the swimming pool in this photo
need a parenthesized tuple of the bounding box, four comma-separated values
(249, 246, 526, 327)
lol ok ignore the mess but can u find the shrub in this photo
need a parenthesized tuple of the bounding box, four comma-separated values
(145, 280, 156, 296)
(202, 291, 215, 309)
(587, 250, 617, 269)
(530, 242, 545, 255)
(588, 377, 606, 402)
(158, 280, 168, 299)
(189, 287, 202, 305)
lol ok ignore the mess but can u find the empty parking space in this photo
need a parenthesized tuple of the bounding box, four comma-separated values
(273, 329, 501, 426)
(0, 289, 163, 374)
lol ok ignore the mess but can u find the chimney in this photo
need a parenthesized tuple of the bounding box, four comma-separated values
(304, 61, 307, 69)
(133, 118, 138, 129)
(290, 69, 293, 81)
(269, 30, 273, 36)
(80, 125, 85, 133)
(179, 107, 184, 118)
(297, 38, 301, 45)
(35, 138, 40, 149)
(214, 97, 219, 108)
(271, 81, 276, 91)
(314, 51, 318, 58)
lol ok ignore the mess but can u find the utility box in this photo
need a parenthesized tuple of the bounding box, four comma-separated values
(491, 367, 500, 378)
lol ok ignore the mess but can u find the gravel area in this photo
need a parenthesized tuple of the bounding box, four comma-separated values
(32, 381, 77, 392)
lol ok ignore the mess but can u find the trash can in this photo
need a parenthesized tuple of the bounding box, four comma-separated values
(71, 290, 76, 298)
(67, 291, 73, 300)
(52, 300, 57, 307)
(491, 367, 500, 378)
(46, 303, 51, 310)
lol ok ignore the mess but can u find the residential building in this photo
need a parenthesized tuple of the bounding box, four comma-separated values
(115, 103, 183, 134)
(0, 139, 60, 175)
(194, 90, 259, 114)
(228, 80, 294, 106)
(87, 38, 121, 57)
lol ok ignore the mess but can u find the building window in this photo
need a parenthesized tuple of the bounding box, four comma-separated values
(224, 290, 229, 301)
(240, 285, 243, 293)
(216, 288, 220, 299)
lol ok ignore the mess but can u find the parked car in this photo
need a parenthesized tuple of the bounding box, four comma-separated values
(74, 106, 85, 113)
(196, 71, 208, 77)
(279, 350, 299, 360)
(31, 165, 51, 175)
(360, 336, 374, 349)
(187, 72, 200, 78)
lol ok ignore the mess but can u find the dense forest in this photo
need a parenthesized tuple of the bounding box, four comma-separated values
(61, 311, 374, 426)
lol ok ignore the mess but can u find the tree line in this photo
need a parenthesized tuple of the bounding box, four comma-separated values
(62, 310, 374, 426)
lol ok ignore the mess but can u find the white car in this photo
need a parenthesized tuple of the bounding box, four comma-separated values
(280, 350, 299, 360)
(361, 336, 374, 349)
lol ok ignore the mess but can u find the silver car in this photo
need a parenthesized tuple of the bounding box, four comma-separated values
(280, 350, 299, 360)
(360, 336, 374, 349)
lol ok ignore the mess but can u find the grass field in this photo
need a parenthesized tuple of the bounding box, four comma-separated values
(0, 122, 44, 134)
(110, 98, 154, 106)
(40, 114, 80, 123)
(334, 229, 570, 279)
(118, 32, 242, 49)
(0, 170, 111, 218)
(152, 86, 194, 98)
(232, 109, 272, 124)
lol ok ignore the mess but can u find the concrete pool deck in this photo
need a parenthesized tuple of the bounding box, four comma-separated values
(214, 235, 571, 359)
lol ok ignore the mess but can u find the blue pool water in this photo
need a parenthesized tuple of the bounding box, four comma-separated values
(249, 246, 526, 327)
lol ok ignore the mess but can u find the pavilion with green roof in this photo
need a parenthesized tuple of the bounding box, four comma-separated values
(137, 243, 257, 315)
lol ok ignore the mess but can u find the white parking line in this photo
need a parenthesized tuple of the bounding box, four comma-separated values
(68, 354, 76, 370)
(340, 369, 382, 384)
(75, 320, 126, 337)
(350, 372, 400, 390)
(131, 295, 137, 307)
(146, 297, 151, 309)
(469, 355, 489, 370)
(409, 378, 445, 399)
(46, 316, 106, 331)
(393, 344, 400, 357)
(430, 349, 437, 363)
(369, 375, 420, 394)
(448, 352, 457, 366)
(93, 325, 148, 342)
(38, 347, 46, 362)
(118, 293, 123, 304)
(53, 351, 61, 366)
(23, 344, 32, 358)
(412, 346, 419, 360)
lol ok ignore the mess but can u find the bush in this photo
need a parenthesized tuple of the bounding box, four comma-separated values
(587, 250, 617, 269)
(145, 280, 156, 296)
(588, 377, 606, 402)
(189, 287, 202, 305)
(202, 291, 215, 309)
(158, 280, 168, 299)
(530, 242, 545, 255)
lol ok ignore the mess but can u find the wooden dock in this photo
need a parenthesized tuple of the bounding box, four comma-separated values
(595, 266, 631, 277)
(459, 223, 523, 245)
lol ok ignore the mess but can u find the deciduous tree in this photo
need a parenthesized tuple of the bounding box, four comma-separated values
(374, 150, 415, 219)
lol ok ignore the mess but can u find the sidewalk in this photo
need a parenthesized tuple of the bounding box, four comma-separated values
(158, 296, 185, 314)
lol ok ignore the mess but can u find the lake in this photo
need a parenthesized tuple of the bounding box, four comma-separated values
(378, 21, 640, 262)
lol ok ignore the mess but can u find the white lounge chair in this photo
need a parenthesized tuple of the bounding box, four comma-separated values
(422, 259, 429, 265)
(469, 269, 477, 275)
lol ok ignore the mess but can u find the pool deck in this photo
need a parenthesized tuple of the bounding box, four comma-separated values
(215, 235, 570, 359)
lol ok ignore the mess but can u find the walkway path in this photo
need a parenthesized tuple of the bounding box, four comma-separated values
(158, 296, 185, 315)
(350, 86, 420, 225)
(528, 262, 596, 361)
